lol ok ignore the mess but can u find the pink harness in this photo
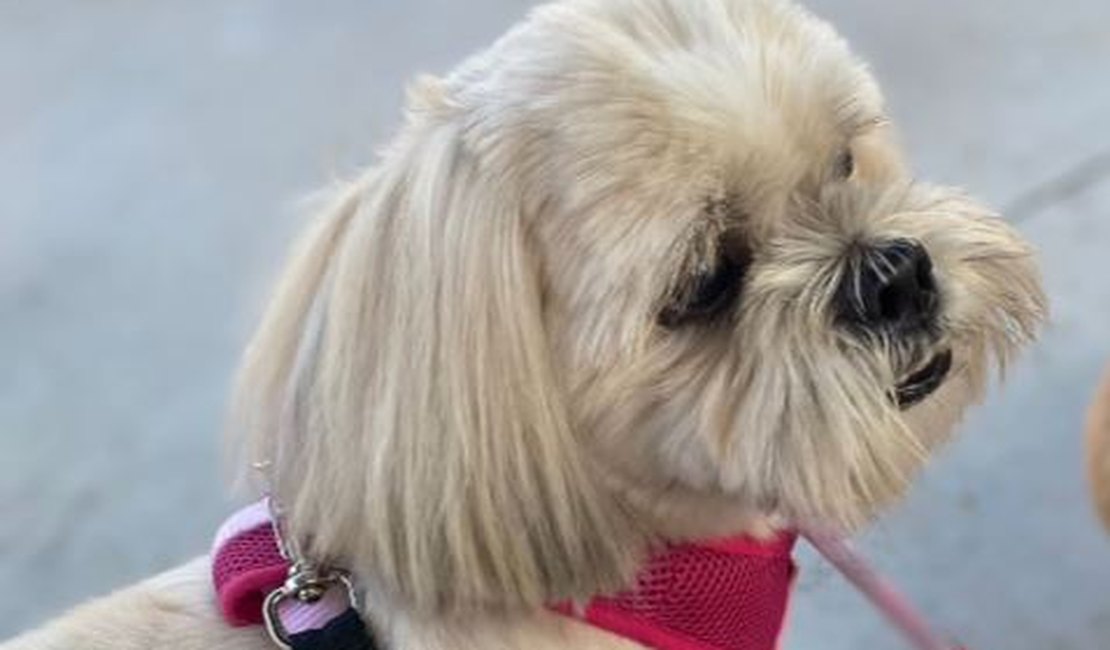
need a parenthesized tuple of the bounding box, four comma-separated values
(551, 533, 797, 650)
(211, 501, 962, 649)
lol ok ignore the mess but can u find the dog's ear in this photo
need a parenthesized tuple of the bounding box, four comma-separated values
(231, 86, 638, 612)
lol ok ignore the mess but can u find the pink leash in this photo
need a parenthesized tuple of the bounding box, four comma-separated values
(802, 529, 965, 650)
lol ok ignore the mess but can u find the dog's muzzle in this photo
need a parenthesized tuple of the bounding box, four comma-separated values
(835, 239, 951, 409)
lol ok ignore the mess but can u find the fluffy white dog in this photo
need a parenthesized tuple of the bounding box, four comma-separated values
(4, 0, 1045, 648)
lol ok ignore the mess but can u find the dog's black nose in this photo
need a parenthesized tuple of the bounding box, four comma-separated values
(837, 240, 938, 334)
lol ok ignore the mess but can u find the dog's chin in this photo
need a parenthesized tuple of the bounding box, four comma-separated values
(893, 349, 953, 410)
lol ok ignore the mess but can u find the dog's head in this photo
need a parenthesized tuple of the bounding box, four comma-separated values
(234, 0, 1045, 613)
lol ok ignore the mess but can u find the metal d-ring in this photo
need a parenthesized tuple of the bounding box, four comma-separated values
(256, 477, 363, 648)
(262, 564, 359, 649)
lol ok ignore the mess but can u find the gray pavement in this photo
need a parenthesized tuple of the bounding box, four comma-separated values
(2, 1, 1109, 648)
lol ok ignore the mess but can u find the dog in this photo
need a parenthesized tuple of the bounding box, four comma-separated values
(3, 0, 1046, 648)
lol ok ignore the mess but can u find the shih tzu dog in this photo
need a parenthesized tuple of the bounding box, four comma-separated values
(3, 0, 1045, 648)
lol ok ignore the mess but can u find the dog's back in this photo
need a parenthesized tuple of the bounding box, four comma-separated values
(0, 558, 268, 650)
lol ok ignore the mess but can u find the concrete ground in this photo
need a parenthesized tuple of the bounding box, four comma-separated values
(2, 1, 1109, 647)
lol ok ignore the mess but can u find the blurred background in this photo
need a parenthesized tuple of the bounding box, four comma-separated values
(2, 1, 1109, 647)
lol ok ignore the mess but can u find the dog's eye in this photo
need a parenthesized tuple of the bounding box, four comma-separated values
(659, 253, 749, 328)
(834, 148, 855, 180)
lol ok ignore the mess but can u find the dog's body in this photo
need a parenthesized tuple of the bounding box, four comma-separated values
(4, 0, 1044, 648)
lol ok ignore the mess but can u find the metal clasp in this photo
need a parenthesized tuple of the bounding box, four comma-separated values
(258, 492, 360, 649)
(262, 563, 360, 649)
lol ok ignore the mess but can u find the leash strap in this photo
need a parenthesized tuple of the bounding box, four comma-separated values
(802, 529, 965, 650)
(287, 609, 379, 650)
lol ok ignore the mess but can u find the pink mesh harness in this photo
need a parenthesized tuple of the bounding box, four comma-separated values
(554, 533, 797, 650)
(212, 501, 797, 649)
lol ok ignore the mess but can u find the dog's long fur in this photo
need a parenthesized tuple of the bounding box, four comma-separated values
(4, 0, 1045, 648)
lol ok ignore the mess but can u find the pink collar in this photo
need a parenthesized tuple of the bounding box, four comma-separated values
(553, 533, 797, 650)
(211, 501, 796, 649)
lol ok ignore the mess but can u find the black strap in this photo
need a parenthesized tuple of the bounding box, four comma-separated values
(288, 608, 379, 650)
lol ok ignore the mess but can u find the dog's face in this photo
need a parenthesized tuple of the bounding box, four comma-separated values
(476, 0, 1046, 530)
(237, 0, 1045, 610)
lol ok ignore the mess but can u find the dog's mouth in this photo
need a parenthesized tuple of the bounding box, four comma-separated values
(893, 349, 953, 410)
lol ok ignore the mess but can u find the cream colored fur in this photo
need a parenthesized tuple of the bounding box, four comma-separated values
(4, 0, 1045, 648)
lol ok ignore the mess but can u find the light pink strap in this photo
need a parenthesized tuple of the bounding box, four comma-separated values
(212, 499, 274, 556)
(277, 586, 351, 634)
(802, 529, 963, 650)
